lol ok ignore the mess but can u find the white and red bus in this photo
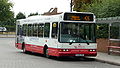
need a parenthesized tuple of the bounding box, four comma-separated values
(15, 12, 97, 57)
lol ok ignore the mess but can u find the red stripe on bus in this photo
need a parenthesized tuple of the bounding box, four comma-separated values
(15, 43, 97, 57)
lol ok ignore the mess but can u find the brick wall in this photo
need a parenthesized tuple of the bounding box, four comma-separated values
(96, 38, 109, 53)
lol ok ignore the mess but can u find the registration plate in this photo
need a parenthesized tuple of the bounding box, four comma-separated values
(75, 54, 84, 56)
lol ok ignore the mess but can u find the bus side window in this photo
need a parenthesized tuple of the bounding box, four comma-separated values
(31, 24, 34, 36)
(17, 25, 20, 35)
(23, 24, 25, 36)
(28, 24, 32, 36)
(44, 23, 50, 38)
(23, 24, 28, 36)
(20, 26, 23, 36)
(33, 24, 38, 37)
(52, 22, 58, 38)
(38, 24, 44, 37)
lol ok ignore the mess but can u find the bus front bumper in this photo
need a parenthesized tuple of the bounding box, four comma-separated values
(48, 48, 97, 57)
(58, 51, 97, 57)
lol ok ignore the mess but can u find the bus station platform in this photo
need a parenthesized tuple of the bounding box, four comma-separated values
(95, 52, 120, 66)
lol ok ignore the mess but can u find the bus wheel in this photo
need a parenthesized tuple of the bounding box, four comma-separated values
(23, 45, 29, 53)
(44, 48, 50, 58)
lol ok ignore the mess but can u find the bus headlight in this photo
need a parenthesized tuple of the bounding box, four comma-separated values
(89, 49, 96, 52)
(92, 49, 96, 51)
(59, 49, 69, 52)
(89, 49, 93, 51)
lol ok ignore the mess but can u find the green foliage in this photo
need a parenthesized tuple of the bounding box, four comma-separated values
(73, 0, 120, 18)
(73, 0, 101, 12)
(16, 12, 26, 19)
(87, 0, 120, 18)
(0, 17, 16, 31)
(0, 0, 15, 32)
(110, 26, 119, 39)
(88, 0, 120, 38)
(73, 0, 93, 12)
(0, 0, 14, 22)
(96, 24, 109, 38)
(110, 23, 120, 39)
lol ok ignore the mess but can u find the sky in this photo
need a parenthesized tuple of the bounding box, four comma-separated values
(10, 0, 71, 16)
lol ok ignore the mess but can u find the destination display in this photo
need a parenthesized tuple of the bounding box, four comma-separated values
(64, 13, 94, 21)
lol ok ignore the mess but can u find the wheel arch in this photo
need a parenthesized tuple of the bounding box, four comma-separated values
(22, 42, 25, 50)
(43, 44, 48, 51)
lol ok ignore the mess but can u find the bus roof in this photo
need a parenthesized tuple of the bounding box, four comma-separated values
(17, 14, 63, 25)
(17, 12, 95, 25)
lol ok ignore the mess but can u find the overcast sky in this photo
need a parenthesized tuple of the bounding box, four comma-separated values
(10, 0, 71, 16)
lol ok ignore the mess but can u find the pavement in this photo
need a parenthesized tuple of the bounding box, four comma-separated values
(0, 34, 15, 38)
(95, 52, 120, 66)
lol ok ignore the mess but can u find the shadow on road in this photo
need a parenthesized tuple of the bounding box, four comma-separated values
(17, 51, 96, 62)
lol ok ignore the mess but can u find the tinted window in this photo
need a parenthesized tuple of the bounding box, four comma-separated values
(38, 24, 44, 37)
(44, 23, 50, 37)
(52, 22, 58, 38)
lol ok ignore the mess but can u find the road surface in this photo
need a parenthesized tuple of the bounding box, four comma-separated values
(0, 38, 119, 68)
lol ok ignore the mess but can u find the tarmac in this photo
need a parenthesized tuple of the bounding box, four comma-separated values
(0, 35, 120, 66)
(95, 52, 120, 66)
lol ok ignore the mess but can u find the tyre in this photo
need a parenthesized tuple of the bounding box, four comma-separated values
(23, 46, 29, 54)
(44, 48, 50, 58)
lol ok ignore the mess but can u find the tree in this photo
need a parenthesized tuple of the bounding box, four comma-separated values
(0, 0, 15, 32)
(73, 0, 98, 12)
(87, 0, 120, 18)
(0, 0, 14, 22)
(87, 0, 120, 38)
(16, 12, 26, 19)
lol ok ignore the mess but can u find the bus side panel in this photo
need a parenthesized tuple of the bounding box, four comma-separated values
(16, 42, 44, 54)
(48, 48, 59, 56)
(25, 44, 33, 52)
(15, 43, 22, 49)
(25, 37, 46, 54)
(31, 44, 44, 54)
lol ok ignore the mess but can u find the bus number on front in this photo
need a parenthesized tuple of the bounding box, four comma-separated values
(84, 16, 90, 21)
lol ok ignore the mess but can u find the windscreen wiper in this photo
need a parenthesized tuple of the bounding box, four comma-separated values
(81, 37, 90, 45)
(69, 42, 73, 45)
(86, 40, 89, 45)
(69, 40, 74, 45)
